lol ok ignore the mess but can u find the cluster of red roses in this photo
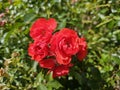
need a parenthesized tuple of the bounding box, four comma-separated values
(28, 18, 87, 78)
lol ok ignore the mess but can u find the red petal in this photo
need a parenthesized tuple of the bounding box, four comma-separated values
(47, 18, 57, 30)
(77, 48, 87, 61)
(30, 18, 46, 31)
(53, 65, 70, 78)
(39, 58, 55, 69)
(77, 37, 87, 61)
(55, 49, 71, 65)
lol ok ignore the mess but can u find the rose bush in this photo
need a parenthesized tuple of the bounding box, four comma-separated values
(28, 18, 87, 78)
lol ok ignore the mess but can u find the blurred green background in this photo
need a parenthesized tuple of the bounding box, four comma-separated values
(0, 0, 120, 90)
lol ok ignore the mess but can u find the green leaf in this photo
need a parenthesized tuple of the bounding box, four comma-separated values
(37, 84, 47, 90)
(57, 19, 66, 30)
(113, 16, 120, 20)
(3, 30, 16, 44)
(73, 71, 83, 85)
(96, 19, 113, 28)
(24, 13, 37, 24)
(107, 20, 116, 29)
(47, 80, 62, 89)
(32, 61, 38, 72)
(112, 56, 120, 65)
(36, 72, 44, 83)
(3, 23, 22, 44)
(116, 70, 120, 76)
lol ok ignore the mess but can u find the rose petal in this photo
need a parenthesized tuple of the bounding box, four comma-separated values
(47, 18, 57, 30)
(52, 65, 70, 78)
(77, 49, 87, 61)
(77, 37, 87, 61)
(39, 58, 55, 69)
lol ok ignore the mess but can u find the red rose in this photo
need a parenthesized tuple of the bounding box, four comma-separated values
(50, 28, 79, 65)
(39, 57, 73, 78)
(77, 38, 87, 61)
(30, 18, 57, 42)
(28, 40, 48, 62)
(52, 63, 73, 78)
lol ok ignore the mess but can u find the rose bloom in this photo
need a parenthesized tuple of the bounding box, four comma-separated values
(30, 18, 57, 42)
(28, 40, 48, 62)
(50, 28, 80, 65)
(39, 58, 73, 78)
(52, 64, 72, 78)
(77, 38, 87, 61)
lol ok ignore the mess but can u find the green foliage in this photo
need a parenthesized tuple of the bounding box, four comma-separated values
(0, 0, 120, 89)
